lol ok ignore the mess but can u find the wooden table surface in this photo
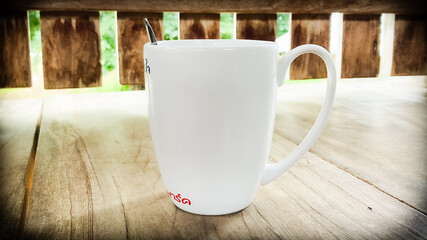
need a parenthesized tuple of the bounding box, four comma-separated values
(0, 78, 426, 239)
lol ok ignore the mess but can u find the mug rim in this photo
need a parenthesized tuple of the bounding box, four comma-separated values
(146, 39, 277, 48)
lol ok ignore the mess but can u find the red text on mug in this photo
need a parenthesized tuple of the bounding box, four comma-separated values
(168, 192, 191, 205)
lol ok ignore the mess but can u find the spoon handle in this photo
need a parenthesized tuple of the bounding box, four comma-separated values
(144, 18, 158, 45)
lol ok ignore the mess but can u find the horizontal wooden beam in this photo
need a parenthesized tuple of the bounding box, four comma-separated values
(4, 0, 427, 14)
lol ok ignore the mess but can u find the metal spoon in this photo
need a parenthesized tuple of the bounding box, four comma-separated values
(144, 18, 158, 45)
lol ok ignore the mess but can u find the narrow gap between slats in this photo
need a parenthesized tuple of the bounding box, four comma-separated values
(18, 100, 44, 238)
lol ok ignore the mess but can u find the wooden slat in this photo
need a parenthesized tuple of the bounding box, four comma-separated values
(341, 14, 380, 78)
(0, 11, 31, 88)
(0, 99, 42, 239)
(236, 14, 276, 41)
(4, 0, 427, 14)
(40, 11, 101, 89)
(392, 15, 427, 76)
(117, 12, 163, 86)
(22, 91, 427, 238)
(290, 14, 330, 80)
(274, 78, 427, 213)
(180, 13, 220, 39)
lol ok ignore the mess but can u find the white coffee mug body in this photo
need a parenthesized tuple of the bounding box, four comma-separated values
(144, 40, 336, 215)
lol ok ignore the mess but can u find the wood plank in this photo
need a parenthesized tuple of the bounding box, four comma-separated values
(262, 134, 426, 239)
(0, 11, 31, 88)
(392, 15, 427, 76)
(341, 14, 380, 78)
(236, 14, 276, 41)
(290, 14, 330, 80)
(40, 11, 101, 89)
(4, 0, 427, 14)
(23, 92, 158, 239)
(117, 12, 163, 86)
(23, 90, 427, 238)
(274, 77, 427, 213)
(0, 99, 42, 239)
(180, 13, 220, 39)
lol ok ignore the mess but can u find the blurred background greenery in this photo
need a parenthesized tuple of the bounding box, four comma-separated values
(163, 12, 179, 40)
(28, 11, 41, 70)
(277, 13, 290, 38)
(0, 12, 290, 97)
(100, 12, 117, 75)
(220, 13, 233, 39)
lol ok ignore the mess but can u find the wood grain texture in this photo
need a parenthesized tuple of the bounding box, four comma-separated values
(392, 15, 427, 76)
(40, 11, 101, 89)
(290, 14, 330, 80)
(0, 11, 31, 88)
(23, 86, 427, 238)
(236, 14, 276, 41)
(341, 14, 380, 78)
(0, 99, 42, 239)
(24, 92, 158, 239)
(4, 0, 427, 14)
(117, 12, 163, 86)
(274, 77, 427, 213)
(180, 13, 220, 39)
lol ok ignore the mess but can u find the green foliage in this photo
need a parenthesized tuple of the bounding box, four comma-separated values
(277, 13, 290, 38)
(100, 11, 117, 74)
(220, 13, 233, 39)
(29, 11, 40, 41)
(28, 11, 42, 69)
(163, 12, 179, 40)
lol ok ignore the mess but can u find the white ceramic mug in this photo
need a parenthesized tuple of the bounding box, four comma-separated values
(144, 40, 336, 215)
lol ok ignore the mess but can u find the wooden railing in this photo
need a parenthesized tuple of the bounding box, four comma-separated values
(1, 0, 426, 89)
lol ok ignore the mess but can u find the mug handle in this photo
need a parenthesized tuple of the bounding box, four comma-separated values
(260, 44, 337, 185)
